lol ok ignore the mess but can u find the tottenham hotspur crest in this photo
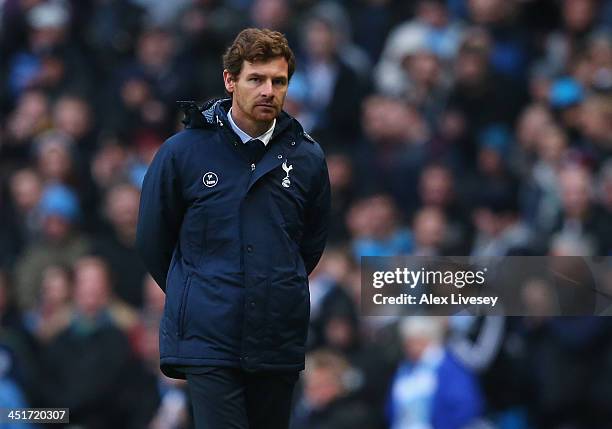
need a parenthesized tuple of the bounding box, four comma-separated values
(281, 161, 293, 188)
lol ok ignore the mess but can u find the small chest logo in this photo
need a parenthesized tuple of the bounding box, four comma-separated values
(281, 161, 293, 188)
(203, 172, 218, 187)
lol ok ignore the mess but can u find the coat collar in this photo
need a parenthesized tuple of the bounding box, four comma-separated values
(179, 98, 306, 192)
(183, 98, 298, 139)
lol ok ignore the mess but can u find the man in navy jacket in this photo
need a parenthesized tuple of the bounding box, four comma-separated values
(136, 28, 331, 429)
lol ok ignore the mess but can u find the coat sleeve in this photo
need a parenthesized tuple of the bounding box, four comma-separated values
(300, 154, 331, 275)
(136, 142, 185, 291)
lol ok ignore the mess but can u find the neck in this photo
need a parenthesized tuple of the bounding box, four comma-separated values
(230, 104, 272, 138)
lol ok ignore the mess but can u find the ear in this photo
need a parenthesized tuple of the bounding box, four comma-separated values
(223, 70, 236, 94)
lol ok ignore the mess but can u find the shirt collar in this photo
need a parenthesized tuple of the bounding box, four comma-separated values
(227, 107, 276, 146)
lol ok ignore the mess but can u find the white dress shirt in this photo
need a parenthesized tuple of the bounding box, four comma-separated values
(227, 107, 276, 146)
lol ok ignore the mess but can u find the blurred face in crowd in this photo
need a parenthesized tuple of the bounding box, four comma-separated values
(43, 215, 72, 242)
(468, 0, 509, 24)
(536, 125, 568, 165)
(570, 54, 593, 86)
(304, 366, 343, 409)
(599, 163, 612, 210)
(529, 72, 553, 103)
(475, 204, 519, 236)
(347, 195, 399, 239)
(40, 266, 72, 308)
(559, 165, 592, 218)
(73, 258, 112, 318)
(455, 49, 488, 85)
(305, 19, 337, 61)
(137, 29, 175, 70)
(439, 109, 466, 141)
(405, 51, 440, 88)
(455, 31, 491, 85)
(362, 95, 390, 141)
(404, 335, 432, 361)
(29, 24, 66, 52)
(37, 55, 66, 89)
(588, 36, 612, 70)
(17, 89, 49, 121)
(368, 195, 399, 239)
(318, 248, 352, 284)
(327, 154, 353, 193)
(417, 0, 448, 28)
(251, 0, 289, 30)
(325, 316, 357, 351)
(478, 146, 504, 176)
(37, 136, 73, 183)
(516, 104, 554, 151)
(413, 207, 447, 250)
(520, 279, 556, 316)
(91, 143, 128, 189)
(8, 90, 50, 141)
(401, 317, 446, 361)
(362, 96, 426, 143)
(563, 0, 596, 33)
(419, 165, 453, 207)
(10, 169, 42, 213)
(580, 97, 612, 145)
(105, 184, 141, 240)
(224, 57, 289, 134)
(121, 78, 152, 108)
(53, 96, 91, 140)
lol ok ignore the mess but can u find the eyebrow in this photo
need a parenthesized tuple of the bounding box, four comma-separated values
(246, 73, 287, 81)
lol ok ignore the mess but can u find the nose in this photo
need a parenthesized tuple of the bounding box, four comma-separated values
(260, 79, 273, 97)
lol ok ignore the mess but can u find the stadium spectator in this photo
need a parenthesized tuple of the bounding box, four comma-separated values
(411, 206, 448, 256)
(1, 89, 51, 164)
(550, 163, 612, 254)
(387, 316, 484, 429)
(38, 255, 158, 428)
(291, 349, 380, 429)
(92, 182, 147, 308)
(347, 194, 413, 258)
(22, 264, 72, 343)
(5, 168, 44, 260)
(297, 6, 369, 145)
(375, 0, 463, 95)
(417, 163, 472, 253)
(356, 95, 428, 211)
(14, 184, 90, 311)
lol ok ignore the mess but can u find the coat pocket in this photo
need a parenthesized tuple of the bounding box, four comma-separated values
(177, 274, 193, 338)
(267, 275, 310, 351)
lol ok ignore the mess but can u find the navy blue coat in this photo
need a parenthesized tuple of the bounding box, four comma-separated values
(136, 99, 330, 378)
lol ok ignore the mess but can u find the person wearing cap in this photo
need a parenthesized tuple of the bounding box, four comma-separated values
(15, 184, 90, 311)
(548, 77, 585, 140)
(137, 28, 331, 429)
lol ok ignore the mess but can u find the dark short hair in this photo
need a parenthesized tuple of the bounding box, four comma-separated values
(222, 28, 295, 80)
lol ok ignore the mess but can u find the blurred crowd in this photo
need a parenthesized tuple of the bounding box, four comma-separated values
(1, 0, 612, 428)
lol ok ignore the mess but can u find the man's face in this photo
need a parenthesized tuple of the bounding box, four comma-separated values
(224, 57, 289, 124)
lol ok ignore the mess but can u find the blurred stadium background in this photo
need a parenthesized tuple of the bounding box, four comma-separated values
(1, 0, 612, 428)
